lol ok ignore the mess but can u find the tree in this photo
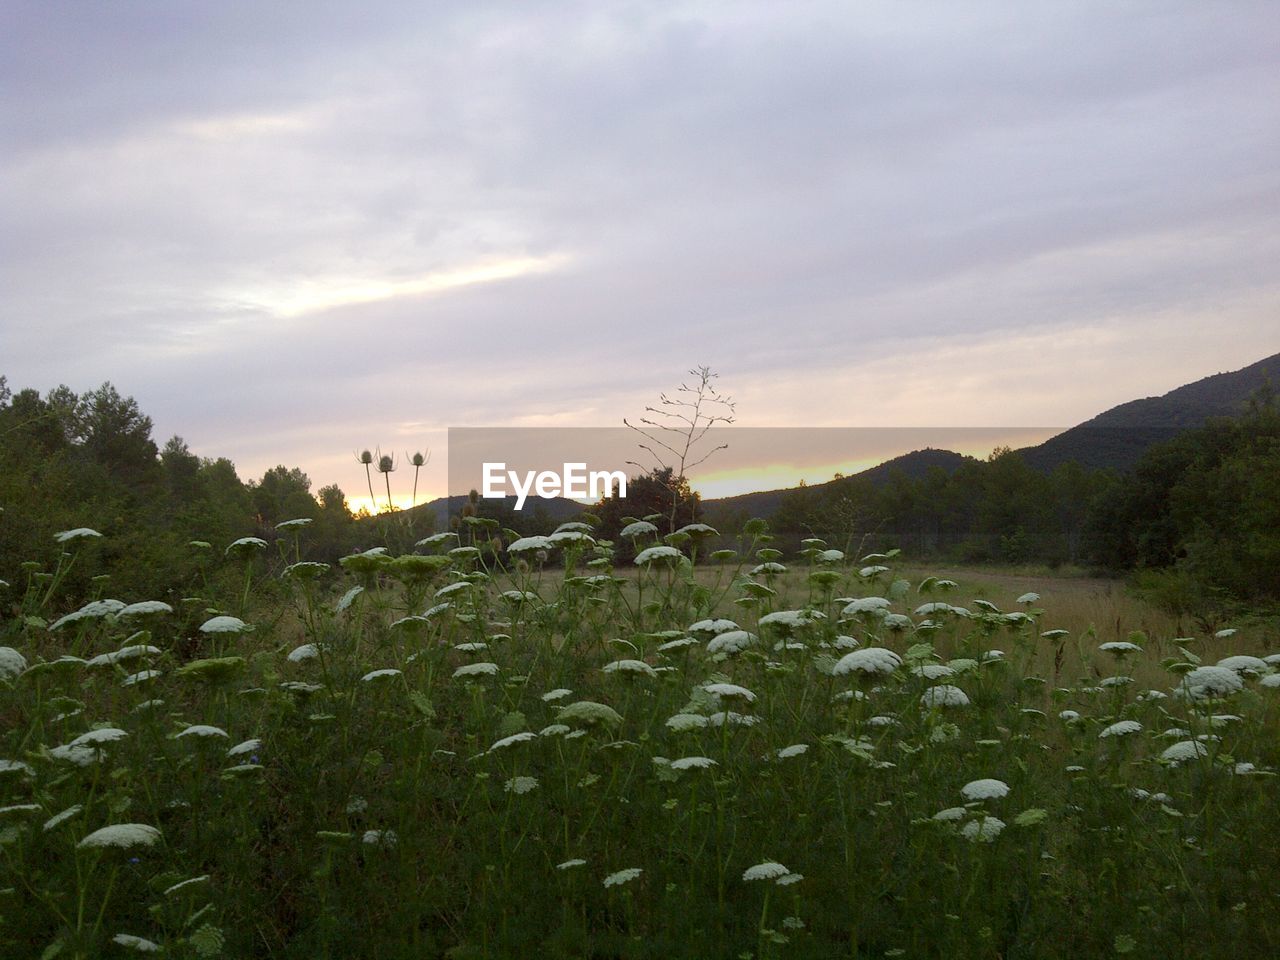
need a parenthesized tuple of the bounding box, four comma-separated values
(251, 465, 319, 527)
(593, 467, 700, 551)
(624, 366, 735, 533)
(79, 382, 161, 490)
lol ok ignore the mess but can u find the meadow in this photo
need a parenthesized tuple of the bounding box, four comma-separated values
(2, 518, 1278, 959)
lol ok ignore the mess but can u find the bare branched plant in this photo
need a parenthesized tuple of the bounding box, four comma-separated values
(624, 366, 736, 533)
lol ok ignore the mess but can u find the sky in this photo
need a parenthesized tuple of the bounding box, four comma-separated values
(3, 1, 1278, 511)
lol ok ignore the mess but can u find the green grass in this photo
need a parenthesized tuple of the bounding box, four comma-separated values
(2, 527, 1279, 959)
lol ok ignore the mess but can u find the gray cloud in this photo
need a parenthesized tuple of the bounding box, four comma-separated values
(2, 1, 1278, 500)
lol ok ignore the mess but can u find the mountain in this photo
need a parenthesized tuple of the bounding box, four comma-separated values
(1017, 350, 1280, 472)
(699, 350, 1278, 522)
(702, 448, 975, 523)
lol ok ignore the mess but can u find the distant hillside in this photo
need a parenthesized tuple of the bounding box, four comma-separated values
(702, 448, 974, 523)
(1018, 350, 1279, 472)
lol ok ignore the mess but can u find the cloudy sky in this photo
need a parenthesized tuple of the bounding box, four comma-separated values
(4, 1, 1278, 509)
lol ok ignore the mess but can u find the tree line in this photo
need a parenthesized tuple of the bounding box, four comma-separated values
(2, 376, 1274, 616)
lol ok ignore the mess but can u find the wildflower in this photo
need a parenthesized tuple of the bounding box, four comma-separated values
(122, 670, 162, 686)
(1099, 720, 1143, 739)
(43, 805, 83, 831)
(1215, 655, 1269, 676)
(934, 806, 967, 821)
(921, 685, 970, 708)
(703, 682, 757, 703)
(666, 713, 709, 732)
(175, 725, 229, 739)
(111, 934, 161, 952)
(742, 861, 791, 882)
(759, 609, 825, 630)
(1177, 666, 1244, 701)
(288, 644, 320, 663)
(960, 779, 1009, 801)
(489, 731, 537, 752)
(557, 858, 587, 870)
(362, 829, 398, 848)
(670, 756, 717, 771)
(688, 618, 739, 636)
(505, 776, 539, 794)
(335, 586, 364, 612)
(707, 630, 758, 655)
(962, 816, 1006, 842)
(118, 601, 173, 618)
(55, 527, 103, 543)
(707, 711, 760, 727)
(86, 645, 161, 668)
(361, 668, 402, 682)
(776, 744, 809, 759)
(620, 521, 658, 538)
(224, 536, 268, 555)
(227, 738, 262, 758)
(833, 647, 902, 677)
(1017, 592, 1040, 604)
(1261, 674, 1280, 689)
(541, 688, 573, 701)
(78, 823, 162, 850)
(548, 530, 594, 547)
(49, 599, 126, 630)
(657, 637, 698, 652)
(752, 562, 788, 575)
(860, 565, 889, 577)
(603, 867, 642, 888)
(284, 561, 329, 580)
(635, 545, 684, 565)
(539, 723, 571, 737)
(49, 744, 100, 766)
(69, 728, 128, 747)
(916, 602, 960, 616)
(1161, 740, 1210, 764)
(912, 664, 954, 681)
(0, 647, 27, 679)
(199, 615, 251, 634)
(1099, 641, 1142, 655)
(603, 659, 658, 678)
(453, 662, 499, 679)
(280, 681, 323, 694)
(842, 597, 891, 616)
(557, 701, 623, 727)
(163, 875, 211, 896)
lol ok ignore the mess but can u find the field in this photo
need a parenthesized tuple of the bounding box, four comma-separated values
(2, 522, 1279, 959)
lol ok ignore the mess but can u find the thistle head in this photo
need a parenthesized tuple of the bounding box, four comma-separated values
(410, 450, 428, 468)
(357, 449, 373, 465)
(377, 453, 395, 474)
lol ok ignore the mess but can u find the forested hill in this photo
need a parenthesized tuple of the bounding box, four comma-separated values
(1017, 350, 1280, 472)
(702, 448, 974, 524)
